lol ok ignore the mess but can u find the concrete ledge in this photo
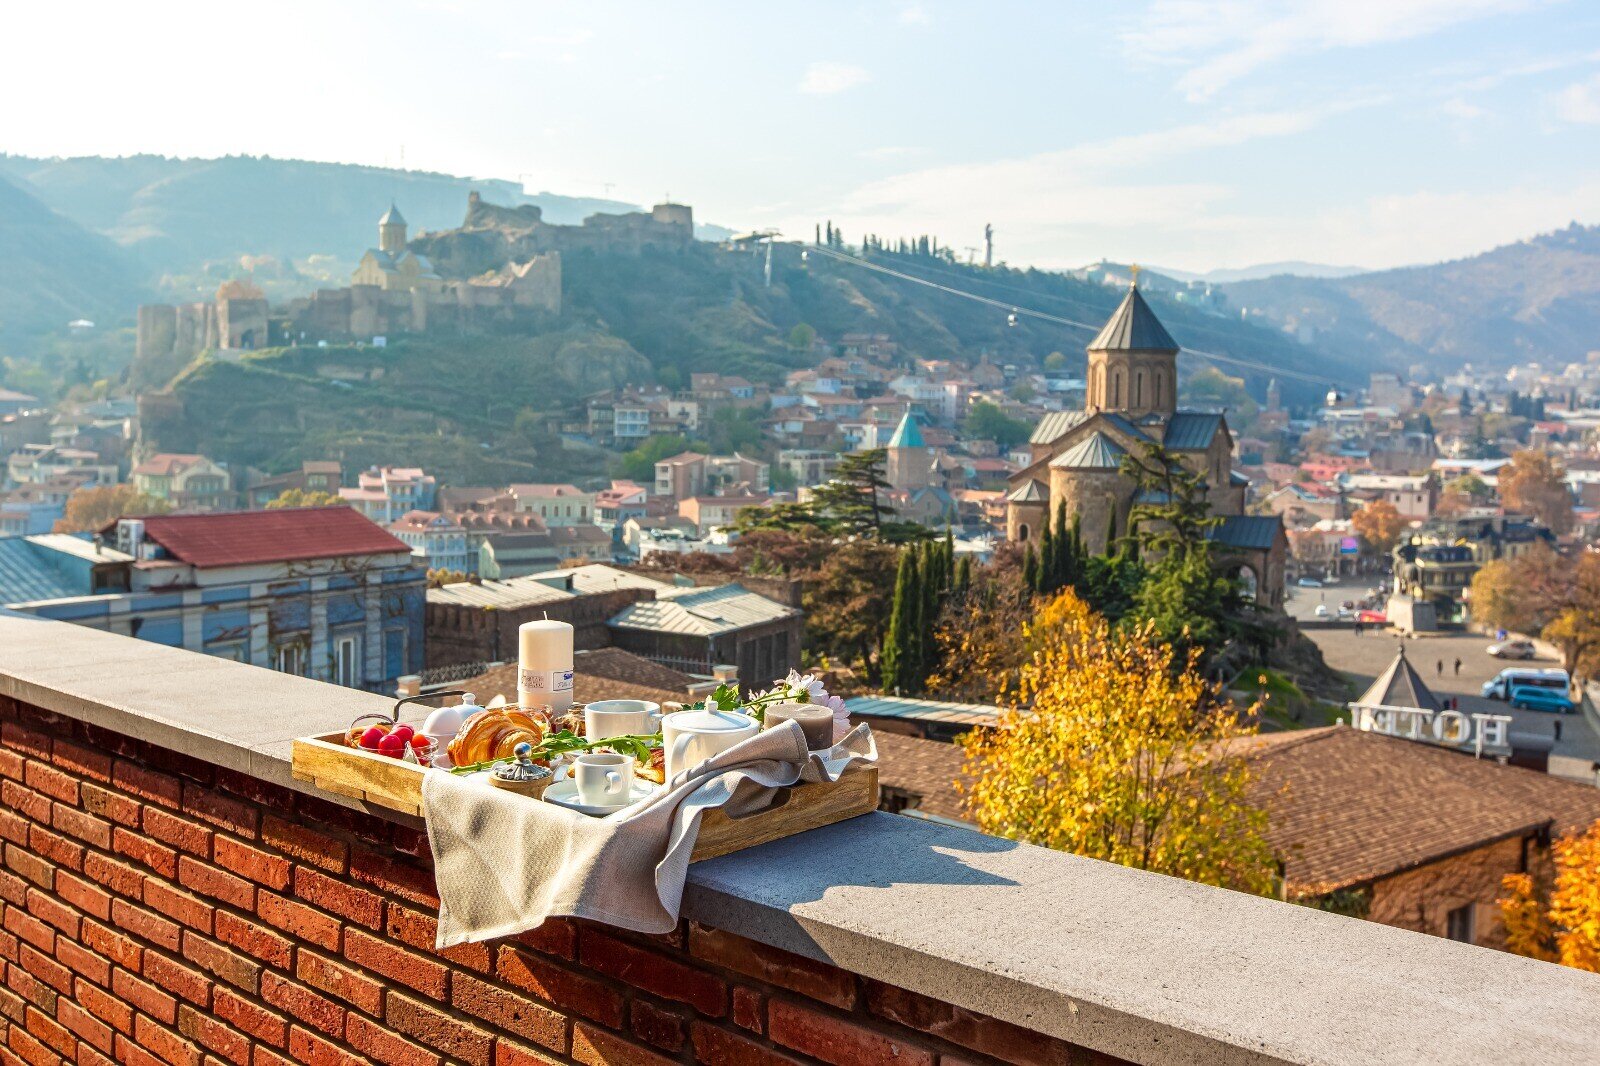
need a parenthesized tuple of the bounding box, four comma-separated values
(5, 612, 1599, 1065)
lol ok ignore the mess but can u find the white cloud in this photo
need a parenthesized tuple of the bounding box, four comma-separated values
(1126, 0, 1538, 101)
(799, 61, 870, 95)
(1555, 71, 1600, 123)
(859, 145, 925, 161)
(897, 2, 930, 26)
(1438, 98, 1486, 121)
(776, 97, 1599, 271)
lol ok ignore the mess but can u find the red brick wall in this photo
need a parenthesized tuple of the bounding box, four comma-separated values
(0, 696, 1121, 1066)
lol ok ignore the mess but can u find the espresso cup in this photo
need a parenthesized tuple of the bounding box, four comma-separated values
(584, 699, 662, 741)
(573, 751, 634, 807)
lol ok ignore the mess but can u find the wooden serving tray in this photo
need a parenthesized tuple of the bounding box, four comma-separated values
(290, 731, 879, 862)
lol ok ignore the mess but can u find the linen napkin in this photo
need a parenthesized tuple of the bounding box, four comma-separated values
(423, 719, 876, 945)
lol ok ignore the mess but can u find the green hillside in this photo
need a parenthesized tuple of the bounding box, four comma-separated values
(142, 230, 1345, 482)
(142, 331, 649, 483)
(0, 172, 147, 342)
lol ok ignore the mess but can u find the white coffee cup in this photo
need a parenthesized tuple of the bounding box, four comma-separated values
(573, 751, 634, 806)
(584, 699, 662, 741)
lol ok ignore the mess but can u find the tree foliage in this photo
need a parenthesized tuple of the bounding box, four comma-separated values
(808, 449, 897, 536)
(1351, 499, 1407, 554)
(1498, 449, 1575, 536)
(1469, 547, 1600, 683)
(614, 434, 705, 482)
(964, 400, 1032, 450)
(1500, 818, 1600, 972)
(265, 489, 345, 509)
(53, 484, 170, 533)
(958, 589, 1276, 893)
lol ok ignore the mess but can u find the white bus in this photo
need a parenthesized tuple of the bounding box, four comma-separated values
(1481, 667, 1568, 700)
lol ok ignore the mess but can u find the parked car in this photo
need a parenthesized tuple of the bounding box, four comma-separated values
(1482, 668, 1569, 700)
(1509, 686, 1576, 714)
(1487, 639, 1537, 660)
(1337, 606, 1353, 619)
(1298, 577, 1323, 588)
(1314, 604, 1330, 618)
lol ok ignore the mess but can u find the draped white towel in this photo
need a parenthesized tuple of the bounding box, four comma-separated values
(424, 719, 877, 946)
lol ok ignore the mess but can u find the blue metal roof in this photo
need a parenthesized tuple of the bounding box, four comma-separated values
(1206, 515, 1284, 551)
(1163, 412, 1224, 451)
(0, 538, 79, 605)
(887, 410, 925, 449)
(843, 694, 999, 727)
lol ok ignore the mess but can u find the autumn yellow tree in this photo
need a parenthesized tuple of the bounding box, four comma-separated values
(1351, 499, 1408, 555)
(1470, 547, 1600, 683)
(1498, 449, 1575, 535)
(959, 588, 1277, 894)
(1499, 818, 1600, 972)
(265, 489, 346, 509)
(52, 484, 170, 533)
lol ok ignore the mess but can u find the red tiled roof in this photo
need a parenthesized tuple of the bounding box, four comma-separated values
(115, 507, 410, 569)
(131, 453, 206, 476)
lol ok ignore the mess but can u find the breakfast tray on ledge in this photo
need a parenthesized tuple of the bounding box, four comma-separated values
(290, 729, 879, 862)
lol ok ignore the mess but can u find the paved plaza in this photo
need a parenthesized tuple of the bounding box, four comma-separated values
(1288, 577, 1600, 781)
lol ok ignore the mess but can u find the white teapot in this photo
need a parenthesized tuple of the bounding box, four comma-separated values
(662, 708, 759, 781)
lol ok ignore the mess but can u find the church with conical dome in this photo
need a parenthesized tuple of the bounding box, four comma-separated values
(1005, 280, 1286, 607)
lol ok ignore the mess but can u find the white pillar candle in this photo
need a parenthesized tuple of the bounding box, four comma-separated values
(518, 620, 574, 713)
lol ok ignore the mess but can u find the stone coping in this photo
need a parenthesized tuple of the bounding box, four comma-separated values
(3, 611, 1598, 1065)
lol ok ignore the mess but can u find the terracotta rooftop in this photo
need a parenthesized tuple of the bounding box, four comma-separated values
(131, 453, 207, 476)
(462, 648, 696, 708)
(1235, 726, 1600, 895)
(113, 507, 410, 569)
(872, 731, 971, 823)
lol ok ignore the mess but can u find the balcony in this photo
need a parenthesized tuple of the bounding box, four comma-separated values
(1, 610, 1597, 1064)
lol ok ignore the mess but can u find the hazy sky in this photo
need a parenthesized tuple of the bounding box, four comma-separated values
(6, 0, 1600, 272)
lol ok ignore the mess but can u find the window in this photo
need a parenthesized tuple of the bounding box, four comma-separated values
(333, 634, 361, 688)
(1446, 904, 1475, 943)
(274, 643, 307, 677)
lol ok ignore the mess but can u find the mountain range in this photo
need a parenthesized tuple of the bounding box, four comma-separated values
(1217, 222, 1600, 372)
(0, 153, 1595, 386)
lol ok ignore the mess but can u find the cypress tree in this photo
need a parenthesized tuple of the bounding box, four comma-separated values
(943, 527, 956, 587)
(955, 555, 972, 595)
(916, 541, 940, 692)
(1103, 508, 1118, 558)
(881, 549, 918, 694)
(1036, 520, 1057, 594)
(1052, 501, 1071, 590)
(1023, 544, 1039, 592)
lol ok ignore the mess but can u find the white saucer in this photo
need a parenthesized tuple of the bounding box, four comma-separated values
(542, 778, 657, 817)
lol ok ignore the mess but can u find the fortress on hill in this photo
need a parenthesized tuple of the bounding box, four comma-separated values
(135, 194, 695, 366)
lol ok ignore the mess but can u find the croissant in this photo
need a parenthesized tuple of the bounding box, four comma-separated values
(448, 708, 550, 766)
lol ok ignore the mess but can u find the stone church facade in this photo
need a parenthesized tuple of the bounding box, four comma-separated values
(1005, 282, 1286, 607)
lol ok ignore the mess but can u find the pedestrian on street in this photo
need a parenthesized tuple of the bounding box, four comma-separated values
(1453, 657, 1462, 676)
(1436, 659, 1444, 678)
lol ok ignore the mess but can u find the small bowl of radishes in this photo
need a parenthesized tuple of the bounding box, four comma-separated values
(355, 722, 436, 764)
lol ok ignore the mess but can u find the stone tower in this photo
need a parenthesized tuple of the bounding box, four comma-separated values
(885, 410, 936, 491)
(1085, 278, 1179, 420)
(1266, 377, 1282, 413)
(379, 204, 407, 255)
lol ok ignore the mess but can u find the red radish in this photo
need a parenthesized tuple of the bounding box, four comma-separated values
(359, 726, 388, 749)
(378, 734, 405, 757)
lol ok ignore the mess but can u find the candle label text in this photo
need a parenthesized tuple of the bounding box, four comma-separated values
(519, 668, 574, 693)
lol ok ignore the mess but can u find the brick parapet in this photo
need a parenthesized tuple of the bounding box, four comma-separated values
(0, 694, 1115, 1066)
